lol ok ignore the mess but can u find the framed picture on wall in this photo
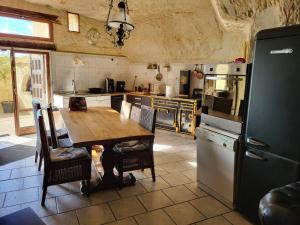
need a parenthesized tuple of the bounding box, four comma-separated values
(67, 12, 80, 32)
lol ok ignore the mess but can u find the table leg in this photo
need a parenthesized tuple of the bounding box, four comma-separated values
(82, 144, 136, 193)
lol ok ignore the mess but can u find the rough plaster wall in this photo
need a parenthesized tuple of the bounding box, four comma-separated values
(22, 0, 247, 64)
(212, 0, 300, 59)
(0, 0, 122, 56)
(122, 0, 247, 63)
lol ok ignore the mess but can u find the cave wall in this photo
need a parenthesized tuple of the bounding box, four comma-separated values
(122, 0, 248, 64)
(212, 0, 300, 59)
(0, 0, 122, 56)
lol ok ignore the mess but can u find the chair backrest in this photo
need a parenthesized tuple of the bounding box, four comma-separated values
(140, 105, 157, 133)
(120, 100, 131, 119)
(130, 105, 141, 123)
(32, 99, 41, 130)
(36, 109, 51, 167)
(46, 104, 58, 148)
(69, 97, 87, 111)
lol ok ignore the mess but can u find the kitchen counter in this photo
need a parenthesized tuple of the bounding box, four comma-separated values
(54, 91, 198, 102)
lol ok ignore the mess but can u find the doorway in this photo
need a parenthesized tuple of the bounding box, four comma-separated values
(0, 49, 50, 136)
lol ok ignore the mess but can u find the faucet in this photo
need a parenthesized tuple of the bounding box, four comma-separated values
(72, 79, 78, 94)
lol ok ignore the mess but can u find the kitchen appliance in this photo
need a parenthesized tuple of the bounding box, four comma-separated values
(196, 63, 250, 209)
(238, 25, 300, 224)
(202, 63, 247, 116)
(196, 124, 239, 209)
(116, 81, 126, 92)
(89, 88, 103, 94)
(179, 70, 191, 98)
(105, 78, 114, 93)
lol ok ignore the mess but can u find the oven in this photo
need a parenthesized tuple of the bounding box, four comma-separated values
(153, 99, 178, 131)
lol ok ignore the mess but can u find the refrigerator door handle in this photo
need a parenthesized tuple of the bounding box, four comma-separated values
(246, 137, 268, 147)
(245, 151, 265, 161)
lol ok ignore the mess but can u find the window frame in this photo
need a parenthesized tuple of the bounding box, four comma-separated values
(67, 12, 80, 33)
(0, 12, 54, 42)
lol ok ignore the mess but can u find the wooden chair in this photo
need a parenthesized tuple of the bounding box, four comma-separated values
(36, 109, 91, 206)
(130, 105, 141, 123)
(32, 100, 68, 171)
(120, 100, 132, 119)
(46, 104, 72, 149)
(114, 105, 157, 188)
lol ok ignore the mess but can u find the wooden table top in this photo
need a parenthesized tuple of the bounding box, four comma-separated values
(60, 107, 154, 147)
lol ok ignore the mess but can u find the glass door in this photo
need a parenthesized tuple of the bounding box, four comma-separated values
(0, 49, 14, 136)
(12, 50, 50, 136)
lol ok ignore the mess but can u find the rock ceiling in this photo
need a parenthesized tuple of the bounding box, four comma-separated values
(24, 0, 200, 21)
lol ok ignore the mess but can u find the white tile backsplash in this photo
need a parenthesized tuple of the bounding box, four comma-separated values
(51, 52, 204, 94)
(51, 52, 130, 92)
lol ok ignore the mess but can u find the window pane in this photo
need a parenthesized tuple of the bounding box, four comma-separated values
(68, 13, 79, 32)
(0, 16, 50, 39)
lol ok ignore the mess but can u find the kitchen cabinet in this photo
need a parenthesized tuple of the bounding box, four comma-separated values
(53, 94, 111, 109)
(126, 94, 151, 108)
(111, 95, 124, 112)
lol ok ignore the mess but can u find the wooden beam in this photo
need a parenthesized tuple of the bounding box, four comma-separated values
(0, 6, 59, 23)
(0, 39, 56, 50)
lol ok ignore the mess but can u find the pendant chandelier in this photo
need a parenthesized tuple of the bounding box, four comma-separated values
(105, 0, 134, 48)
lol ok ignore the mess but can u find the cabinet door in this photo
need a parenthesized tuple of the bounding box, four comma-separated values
(111, 95, 124, 112)
(179, 109, 193, 133)
(155, 107, 177, 131)
(142, 96, 151, 106)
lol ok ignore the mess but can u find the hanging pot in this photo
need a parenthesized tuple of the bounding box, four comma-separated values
(156, 65, 163, 81)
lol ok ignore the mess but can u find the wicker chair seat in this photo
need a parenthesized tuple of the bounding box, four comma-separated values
(50, 147, 89, 162)
(57, 138, 72, 148)
(53, 128, 69, 139)
(114, 141, 149, 152)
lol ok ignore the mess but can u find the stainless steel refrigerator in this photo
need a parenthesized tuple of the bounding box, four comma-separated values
(238, 25, 300, 224)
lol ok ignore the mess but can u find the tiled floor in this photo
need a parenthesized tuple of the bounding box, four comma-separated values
(0, 130, 253, 225)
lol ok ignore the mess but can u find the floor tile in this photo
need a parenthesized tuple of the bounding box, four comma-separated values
(163, 185, 198, 203)
(10, 166, 41, 179)
(161, 173, 192, 186)
(138, 190, 173, 211)
(109, 196, 146, 220)
(4, 187, 39, 207)
(182, 169, 197, 181)
(0, 205, 22, 217)
(184, 183, 208, 197)
(0, 169, 11, 181)
(89, 189, 120, 205)
(159, 162, 189, 173)
(223, 211, 253, 225)
(0, 193, 5, 207)
(118, 183, 147, 198)
(139, 177, 170, 192)
(106, 217, 137, 225)
(0, 160, 26, 171)
(135, 209, 175, 225)
(21, 198, 57, 217)
(0, 178, 23, 193)
(196, 216, 232, 225)
(38, 185, 75, 199)
(164, 202, 205, 225)
(76, 204, 115, 225)
(56, 193, 90, 213)
(190, 196, 231, 218)
(23, 175, 43, 188)
(42, 211, 79, 225)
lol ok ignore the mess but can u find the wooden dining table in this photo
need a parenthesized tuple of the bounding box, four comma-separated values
(60, 107, 154, 192)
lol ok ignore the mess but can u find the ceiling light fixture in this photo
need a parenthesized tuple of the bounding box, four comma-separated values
(105, 0, 134, 48)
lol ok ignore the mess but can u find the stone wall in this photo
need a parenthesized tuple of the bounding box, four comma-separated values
(211, 0, 300, 59)
(0, 0, 122, 56)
